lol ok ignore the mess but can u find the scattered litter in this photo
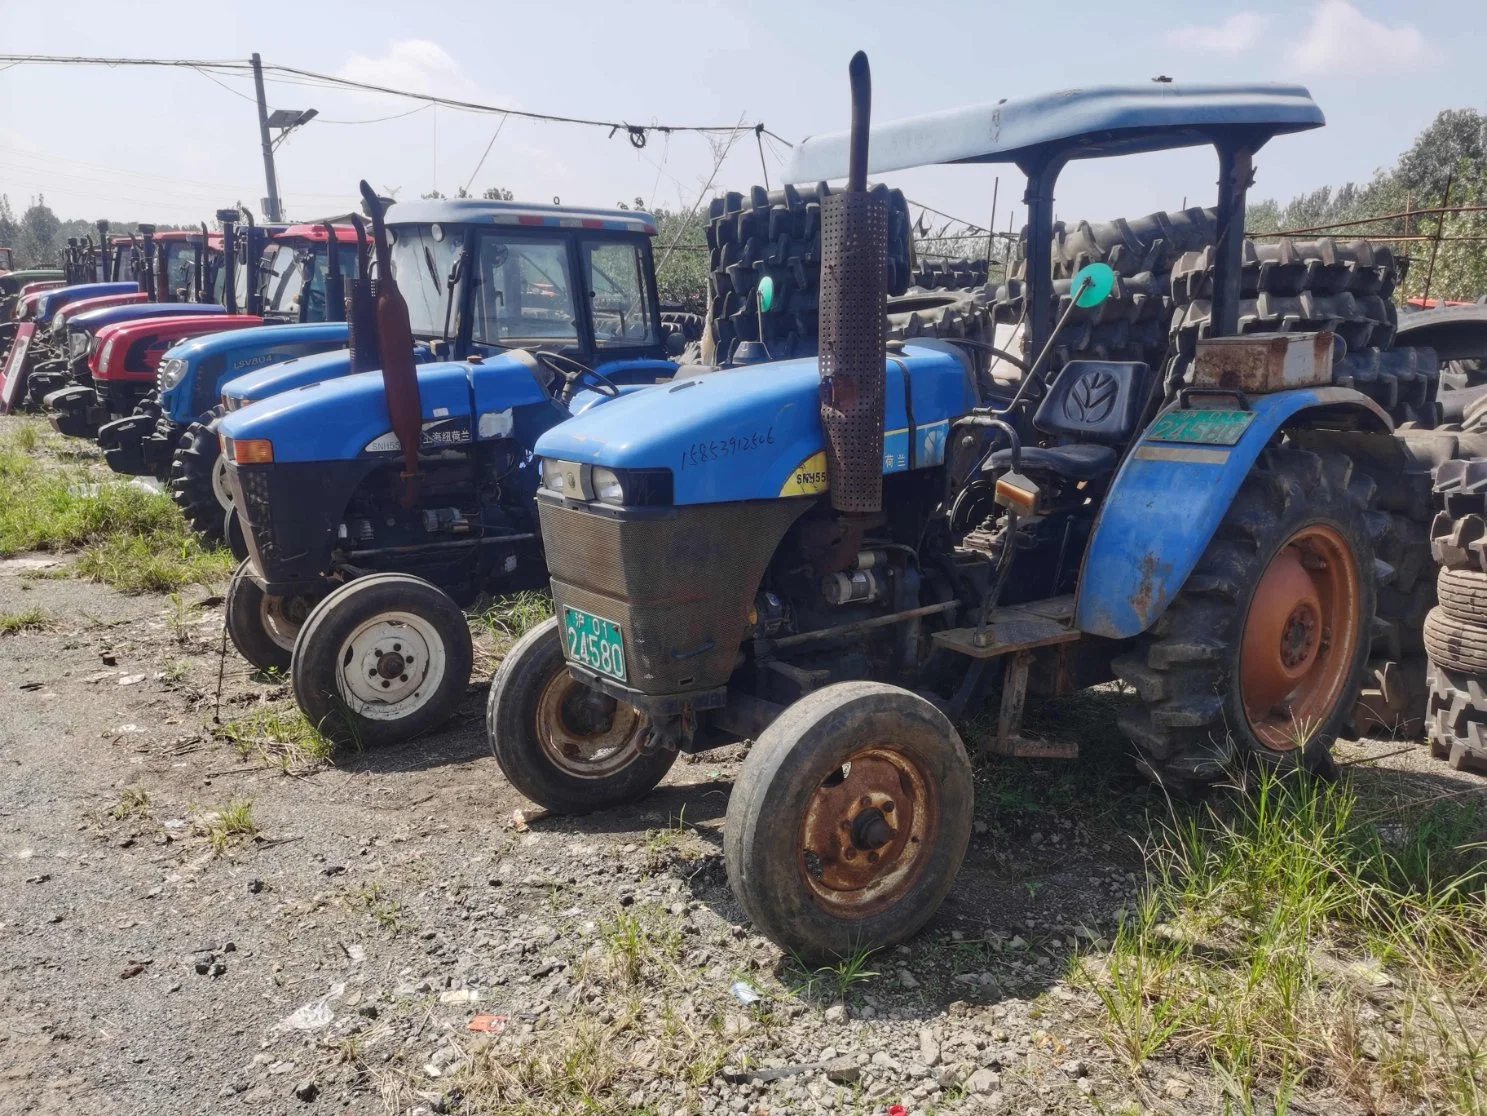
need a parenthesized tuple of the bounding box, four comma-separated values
(730, 980, 763, 1005)
(278, 982, 345, 1031)
(67, 483, 102, 498)
(120, 964, 146, 980)
(466, 1015, 507, 1034)
(113, 725, 142, 735)
(162, 819, 187, 830)
(82, 671, 116, 684)
(509, 808, 548, 832)
(439, 988, 480, 1004)
(129, 477, 165, 495)
(118, 674, 147, 686)
(344, 943, 365, 963)
(19, 682, 43, 692)
(889, 1107, 909, 1116)
(101, 652, 117, 666)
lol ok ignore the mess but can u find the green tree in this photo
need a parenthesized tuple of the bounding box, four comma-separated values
(650, 207, 708, 313)
(0, 195, 17, 257)
(18, 195, 61, 268)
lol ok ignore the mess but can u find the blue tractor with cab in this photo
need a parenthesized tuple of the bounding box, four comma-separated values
(485, 55, 1428, 962)
(217, 187, 679, 727)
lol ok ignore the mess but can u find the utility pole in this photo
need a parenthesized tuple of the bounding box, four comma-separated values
(251, 52, 282, 222)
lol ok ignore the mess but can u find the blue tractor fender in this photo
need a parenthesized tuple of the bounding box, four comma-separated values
(34, 283, 139, 324)
(1074, 386, 1393, 639)
(159, 321, 351, 423)
(220, 343, 435, 409)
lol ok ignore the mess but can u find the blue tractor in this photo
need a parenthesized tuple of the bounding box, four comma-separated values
(485, 56, 1427, 962)
(216, 188, 678, 714)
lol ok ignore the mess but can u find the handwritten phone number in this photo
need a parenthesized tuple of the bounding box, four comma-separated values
(679, 427, 775, 469)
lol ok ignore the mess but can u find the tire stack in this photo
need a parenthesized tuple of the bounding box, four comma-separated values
(1168, 238, 1440, 428)
(705, 183, 913, 363)
(1424, 447, 1487, 771)
(911, 259, 988, 290)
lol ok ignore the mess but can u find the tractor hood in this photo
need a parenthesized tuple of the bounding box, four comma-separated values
(533, 342, 976, 506)
(0, 270, 64, 296)
(92, 315, 263, 381)
(35, 282, 140, 324)
(162, 320, 350, 370)
(69, 302, 226, 335)
(221, 343, 437, 410)
(219, 352, 557, 464)
(49, 292, 147, 333)
(157, 320, 352, 422)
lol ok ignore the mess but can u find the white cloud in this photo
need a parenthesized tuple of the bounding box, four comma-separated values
(1162, 12, 1271, 54)
(1287, 1, 1427, 73)
(336, 40, 478, 98)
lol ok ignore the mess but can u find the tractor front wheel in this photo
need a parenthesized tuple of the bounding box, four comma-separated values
(169, 407, 228, 540)
(224, 558, 323, 674)
(724, 682, 973, 965)
(1113, 446, 1377, 794)
(292, 573, 473, 748)
(487, 617, 674, 813)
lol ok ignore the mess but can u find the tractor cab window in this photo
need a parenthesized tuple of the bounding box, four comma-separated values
(471, 233, 579, 346)
(387, 224, 463, 338)
(260, 241, 312, 316)
(583, 240, 656, 348)
(160, 242, 196, 301)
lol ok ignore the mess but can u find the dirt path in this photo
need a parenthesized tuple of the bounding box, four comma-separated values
(1, 559, 1480, 1116)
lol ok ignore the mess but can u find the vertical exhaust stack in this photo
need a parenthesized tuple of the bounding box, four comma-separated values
(95, 221, 109, 281)
(818, 51, 888, 515)
(343, 215, 382, 375)
(358, 181, 423, 506)
(322, 221, 346, 323)
(215, 210, 238, 313)
(137, 225, 157, 302)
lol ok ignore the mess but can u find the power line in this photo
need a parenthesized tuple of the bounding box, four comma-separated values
(0, 53, 770, 140)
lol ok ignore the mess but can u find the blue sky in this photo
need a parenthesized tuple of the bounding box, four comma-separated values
(1, 0, 1481, 236)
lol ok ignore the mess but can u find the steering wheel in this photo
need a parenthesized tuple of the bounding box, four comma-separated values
(536, 350, 621, 398)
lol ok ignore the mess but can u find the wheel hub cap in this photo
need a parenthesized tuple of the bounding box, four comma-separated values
(337, 614, 447, 720)
(535, 669, 647, 779)
(1239, 525, 1360, 751)
(800, 748, 935, 914)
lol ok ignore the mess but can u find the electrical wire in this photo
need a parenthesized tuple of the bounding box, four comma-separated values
(462, 116, 509, 195)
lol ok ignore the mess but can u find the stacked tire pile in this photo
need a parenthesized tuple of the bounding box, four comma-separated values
(1168, 238, 1439, 428)
(911, 258, 988, 290)
(1423, 448, 1487, 770)
(705, 183, 914, 362)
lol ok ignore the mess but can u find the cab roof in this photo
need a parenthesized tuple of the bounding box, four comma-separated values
(273, 224, 361, 244)
(787, 82, 1325, 181)
(385, 198, 657, 235)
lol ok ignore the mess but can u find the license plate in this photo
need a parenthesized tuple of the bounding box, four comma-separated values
(1146, 408, 1255, 446)
(563, 606, 627, 682)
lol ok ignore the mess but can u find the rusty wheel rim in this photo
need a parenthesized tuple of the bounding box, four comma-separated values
(535, 669, 647, 779)
(1239, 523, 1360, 751)
(799, 747, 937, 916)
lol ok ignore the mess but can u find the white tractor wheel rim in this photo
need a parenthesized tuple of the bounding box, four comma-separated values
(335, 612, 447, 721)
(259, 595, 302, 652)
(212, 452, 234, 511)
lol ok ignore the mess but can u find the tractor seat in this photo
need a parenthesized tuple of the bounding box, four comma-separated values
(987, 359, 1152, 481)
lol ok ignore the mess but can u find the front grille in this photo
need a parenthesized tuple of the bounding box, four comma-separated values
(539, 496, 809, 697)
(231, 464, 277, 567)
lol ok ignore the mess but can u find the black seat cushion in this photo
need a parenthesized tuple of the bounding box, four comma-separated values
(1033, 360, 1151, 445)
(986, 442, 1117, 480)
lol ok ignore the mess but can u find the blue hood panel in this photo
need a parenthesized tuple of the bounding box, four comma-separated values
(221, 343, 436, 404)
(69, 302, 225, 333)
(159, 321, 352, 422)
(35, 283, 140, 323)
(533, 343, 975, 505)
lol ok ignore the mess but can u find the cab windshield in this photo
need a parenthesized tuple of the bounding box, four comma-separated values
(470, 232, 579, 347)
(584, 239, 657, 348)
(386, 224, 462, 338)
(260, 241, 354, 318)
(159, 241, 197, 301)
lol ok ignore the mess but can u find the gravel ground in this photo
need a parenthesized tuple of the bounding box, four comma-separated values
(1, 557, 1479, 1116)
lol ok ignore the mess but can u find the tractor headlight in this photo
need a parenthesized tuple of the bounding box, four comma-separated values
(99, 339, 116, 368)
(540, 460, 672, 506)
(158, 357, 189, 390)
(69, 331, 91, 357)
(591, 467, 625, 504)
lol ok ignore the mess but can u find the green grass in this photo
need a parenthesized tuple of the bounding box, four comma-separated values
(477, 591, 553, 642)
(218, 708, 335, 773)
(0, 431, 233, 593)
(1080, 767, 1487, 1112)
(0, 607, 47, 634)
(198, 798, 258, 852)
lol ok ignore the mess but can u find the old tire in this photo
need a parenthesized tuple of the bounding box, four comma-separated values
(1425, 662, 1487, 772)
(224, 558, 323, 674)
(486, 617, 673, 813)
(724, 682, 973, 965)
(1112, 447, 1376, 794)
(293, 573, 473, 748)
(1436, 567, 1487, 624)
(169, 407, 229, 540)
(1423, 606, 1487, 674)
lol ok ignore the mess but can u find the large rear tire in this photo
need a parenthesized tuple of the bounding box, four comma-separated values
(724, 682, 973, 965)
(487, 617, 673, 813)
(292, 573, 473, 748)
(1112, 447, 1377, 795)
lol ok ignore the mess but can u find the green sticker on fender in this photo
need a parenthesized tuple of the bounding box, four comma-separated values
(1146, 409, 1255, 446)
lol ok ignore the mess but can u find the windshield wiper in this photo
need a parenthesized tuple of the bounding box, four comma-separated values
(441, 246, 466, 350)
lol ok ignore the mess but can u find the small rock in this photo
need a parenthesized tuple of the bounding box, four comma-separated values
(292, 1079, 318, 1102)
(1076, 1077, 1095, 1095)
(966, 1067, 1001, 1094)
(1163, 1078, 1192, 1100)
(918, 1028, 940, 1067)
(822, 1056, 860, 1085)
(898, 968, 920, 990)
(247, 879, 264, 894)
(358, 1004, 379, 1019)
(824, 1003, 848, 1025)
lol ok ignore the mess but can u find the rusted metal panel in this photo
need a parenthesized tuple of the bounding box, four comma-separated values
(1192, 330, 1335, 393)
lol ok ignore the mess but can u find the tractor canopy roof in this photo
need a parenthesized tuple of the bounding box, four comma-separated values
(385, 198, 658, 236)
(273, 223, 362, 245)
(787, 82, 1324, 179)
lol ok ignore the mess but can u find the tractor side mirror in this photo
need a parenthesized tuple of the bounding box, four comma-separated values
(1070, 262, 1115, 308)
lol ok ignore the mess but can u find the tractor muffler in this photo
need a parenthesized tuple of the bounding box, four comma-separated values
(817, 51, 888, 516)
(359, 181, 423, 506)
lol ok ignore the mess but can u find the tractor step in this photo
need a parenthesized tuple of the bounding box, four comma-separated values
(931, 595, 1079, 659)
